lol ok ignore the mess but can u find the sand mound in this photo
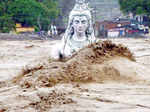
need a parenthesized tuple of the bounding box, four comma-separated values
(11, 40, 143, 89)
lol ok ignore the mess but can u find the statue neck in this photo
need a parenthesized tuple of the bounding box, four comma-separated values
(73, 32, 86, 41)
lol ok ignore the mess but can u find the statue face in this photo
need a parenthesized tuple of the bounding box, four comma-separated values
(72, 16, 88, 34)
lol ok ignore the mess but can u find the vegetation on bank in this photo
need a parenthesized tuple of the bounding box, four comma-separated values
(0, 0, 59, 33)
(119, 0, 150, 17)
(119, 0, 150, 15)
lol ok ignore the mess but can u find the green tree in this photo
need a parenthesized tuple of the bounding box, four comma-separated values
(0, 14, 15, 33)
(0, 0, 59, 32)
(37, 0, 59, 30)
(0, 0, 15, 32)
(9, 0, 43, 26)
(119, 0, 150, 15)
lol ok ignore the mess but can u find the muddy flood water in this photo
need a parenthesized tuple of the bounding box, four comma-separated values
(0, 38, 150, 112)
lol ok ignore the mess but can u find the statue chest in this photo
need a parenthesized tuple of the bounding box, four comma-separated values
(67, 37, 89, 52)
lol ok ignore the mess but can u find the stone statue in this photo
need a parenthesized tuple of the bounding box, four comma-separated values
(51, 0, 96, 59)
(76, 0, 86, 4)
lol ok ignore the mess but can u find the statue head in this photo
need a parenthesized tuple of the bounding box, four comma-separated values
(63, 0, 94, 39)
(62, 0, 95, 45)
(69, 7, 92, 35)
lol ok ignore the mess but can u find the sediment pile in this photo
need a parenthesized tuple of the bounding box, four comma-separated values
(12, 40, 135, 89)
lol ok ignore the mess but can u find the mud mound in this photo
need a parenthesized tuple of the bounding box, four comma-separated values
(13, 40, 136, 88)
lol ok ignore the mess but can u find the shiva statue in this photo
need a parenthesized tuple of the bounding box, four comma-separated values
(51, 0, 96, 59)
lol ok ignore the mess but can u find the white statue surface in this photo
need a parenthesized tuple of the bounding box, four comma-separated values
(76, 0, 86, 4)
(51, 0, 96, 59)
